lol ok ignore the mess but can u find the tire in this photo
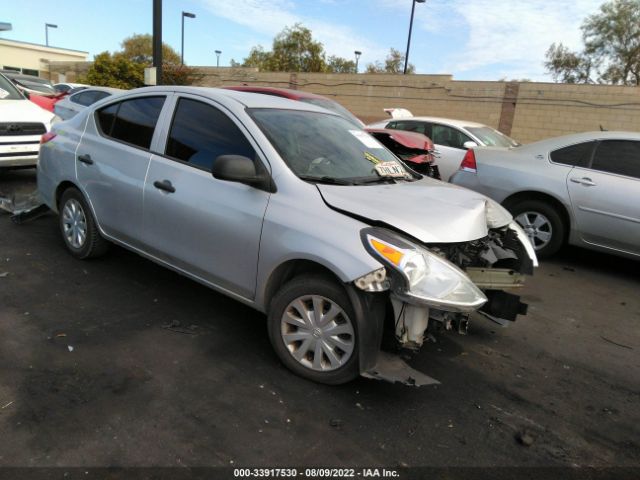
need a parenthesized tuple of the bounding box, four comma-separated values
(58, 187, 109, 259)
(267, 274, 360, 385)
(508, 199, 565, 258)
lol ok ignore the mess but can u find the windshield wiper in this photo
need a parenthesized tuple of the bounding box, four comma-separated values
(297, 175, 355, 185)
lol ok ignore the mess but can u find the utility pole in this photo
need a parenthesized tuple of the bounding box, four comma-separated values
(153, 0, 162, 84)
(404, 0, 425, 74)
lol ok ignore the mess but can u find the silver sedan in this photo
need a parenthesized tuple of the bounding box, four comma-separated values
(37, 86, 536, 384)
(451, 131, 640, 259)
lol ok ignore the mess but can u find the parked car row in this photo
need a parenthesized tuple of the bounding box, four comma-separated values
(35, 86, 537, 385)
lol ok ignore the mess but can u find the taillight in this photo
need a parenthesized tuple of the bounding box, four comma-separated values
(460, 149, 477, 173)
(40, 132, 57, 144)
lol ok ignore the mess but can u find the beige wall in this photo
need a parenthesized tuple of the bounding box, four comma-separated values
(195, 67, 640, 144)
(0, 39, 88, 80)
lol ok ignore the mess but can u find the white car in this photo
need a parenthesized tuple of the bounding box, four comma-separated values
(0, 73, 54, 168)
(54, 87, 123, 121)
(367, 109, 520, 181)
(53, 82, 88, 94)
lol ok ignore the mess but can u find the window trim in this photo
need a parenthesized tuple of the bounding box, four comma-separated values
(94, 95, 167, 153)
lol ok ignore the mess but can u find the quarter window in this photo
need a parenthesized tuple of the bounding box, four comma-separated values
(165, 98, 255, 171)
(591, 140, 640, 179)
(550, 142, 595, 167)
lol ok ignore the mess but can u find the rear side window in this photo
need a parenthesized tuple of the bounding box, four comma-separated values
(550, 142, 594, 167)
(431, 124, 472, 149)
(591, 140, 640, 179)
(71, 91, 95, 106)
(165, 98, 255, 171)
(390, 120, 430, 137)
(101, 96, 165, 149)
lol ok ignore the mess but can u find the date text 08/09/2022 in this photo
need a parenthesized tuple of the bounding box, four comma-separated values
(233, 468, 401, 478)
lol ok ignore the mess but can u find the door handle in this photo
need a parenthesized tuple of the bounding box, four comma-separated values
(570, 177, 596, 186)
(77, 154, 93, 165)
(153, 180, 176, 193)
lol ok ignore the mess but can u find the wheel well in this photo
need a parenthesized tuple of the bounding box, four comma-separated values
(502, 191, 571, 237)
(263, 260, 343, 311)
(55, 181, 79, 208)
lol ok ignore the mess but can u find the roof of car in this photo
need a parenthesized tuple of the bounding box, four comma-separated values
(71, 86, 123, 94)
(394, 116, 488, 129)
(520, 130, 640, 150)
(124, 86, 339, 114)
(223, 85, 324, 100)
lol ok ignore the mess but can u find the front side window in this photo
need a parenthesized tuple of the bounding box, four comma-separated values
(550, 141, 595, 167)
(431, 124, 472, 149)
(98, 96, 165, 149)
(165, 98, 255, 171)
(591, 140, 640, 179)
(389, 120, 430, 136)
(250, 108, 407, 181)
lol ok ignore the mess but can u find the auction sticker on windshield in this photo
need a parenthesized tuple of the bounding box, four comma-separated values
(349, 129, 383, 149)
(374, 161, 407, 178)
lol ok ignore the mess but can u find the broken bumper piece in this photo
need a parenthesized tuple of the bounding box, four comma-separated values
(362, 351, 439, 387)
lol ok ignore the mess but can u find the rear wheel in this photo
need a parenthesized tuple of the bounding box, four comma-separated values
(508, 199, 565, 258)
(58, 188, 109, 259)
(268, 275, 359, 384)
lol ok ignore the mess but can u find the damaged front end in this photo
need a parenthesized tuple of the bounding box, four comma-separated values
(354, 222, 537, 386)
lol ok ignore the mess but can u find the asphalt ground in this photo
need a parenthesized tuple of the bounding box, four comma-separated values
(0, 169, 638, 472)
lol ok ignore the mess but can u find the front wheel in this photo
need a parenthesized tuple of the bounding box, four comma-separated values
(267, 275, 359, 384)
(509, 199, 565, 258)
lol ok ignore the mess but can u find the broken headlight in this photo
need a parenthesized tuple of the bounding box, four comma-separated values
(361, 228, 487, 312)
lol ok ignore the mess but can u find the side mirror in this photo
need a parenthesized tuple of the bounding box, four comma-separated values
(463, 141, 478, 149)
(212, 155, 275, 192)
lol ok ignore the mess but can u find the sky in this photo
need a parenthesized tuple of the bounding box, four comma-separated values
(1, 0, 605, 81)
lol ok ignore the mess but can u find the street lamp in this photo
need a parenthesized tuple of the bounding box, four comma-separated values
(215, 50, 222, 67)
(181, 11, 196, 65)
(354, 50, 362, 74)
(45, 23, 58, 47)
(403, 0, 425, 74)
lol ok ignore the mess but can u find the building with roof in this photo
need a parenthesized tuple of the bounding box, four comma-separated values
(0, 38, 88, 79)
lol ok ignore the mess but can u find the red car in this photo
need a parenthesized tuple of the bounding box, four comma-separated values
(28, 92, 68, 113)
(224, 86, 440, 178)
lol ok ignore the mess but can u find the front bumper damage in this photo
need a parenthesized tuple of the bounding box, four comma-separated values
(358, 222, 537, 386)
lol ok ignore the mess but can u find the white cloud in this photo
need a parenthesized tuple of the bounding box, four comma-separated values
(442, 0, 602, 79)
(197, 0, 387, 64)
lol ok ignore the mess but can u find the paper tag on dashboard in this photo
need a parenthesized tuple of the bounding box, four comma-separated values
(349, 130, 383, 149)
(374, 161, 407, 178)
(0, 88, 9, 99)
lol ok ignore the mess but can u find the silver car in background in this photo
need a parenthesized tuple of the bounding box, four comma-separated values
(54, 87, 123, 120)
(38, 86, 536, 385)
(367, 109, 520, 181)
(451, 131, 640, 259)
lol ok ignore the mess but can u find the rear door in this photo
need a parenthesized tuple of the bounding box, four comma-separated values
(566, 139, 640, 255)
(76, 95, 167, 246)
(428, 123, 474, 181)
(142, 95, 271, 299)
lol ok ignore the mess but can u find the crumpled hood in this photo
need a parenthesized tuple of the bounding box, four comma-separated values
(0, 99, 55, 125)
(317, 177, 512, 243)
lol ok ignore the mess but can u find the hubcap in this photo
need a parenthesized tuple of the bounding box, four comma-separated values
(515, 211, 552, 250)
(62, 199, 88, 249)
(280, 295, 355, 372)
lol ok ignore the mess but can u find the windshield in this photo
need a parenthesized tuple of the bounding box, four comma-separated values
(299, 98, 364, 129)
(250, 109, 408, 182)
(466, 126, 520, 147)
(0, 74, 24, 100)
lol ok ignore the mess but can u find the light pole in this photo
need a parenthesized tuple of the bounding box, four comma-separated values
(403, 0, 425, 74)
(181, 11, 196, 65)
(354, 50, 362, 74)
(215, 50, 222, 67)
(153, 0, 162, 84)
(45, 23, 57, 47)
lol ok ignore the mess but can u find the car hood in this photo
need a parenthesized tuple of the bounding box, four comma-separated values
(317, 177, 512, 243)
(0, 99, 55, 124)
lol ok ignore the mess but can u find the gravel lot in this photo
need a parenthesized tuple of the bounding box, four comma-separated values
(0, 169, 638, 470)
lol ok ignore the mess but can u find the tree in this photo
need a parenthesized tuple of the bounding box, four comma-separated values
(79, 52, 144, 89)
(326, 55, 356, 73)
(365, 48, 415, 74)
(120, 33, 181, 65)
(545, 0, 640, 85)
(242, 24, 328, 72)
(80, 34, 199, 88)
